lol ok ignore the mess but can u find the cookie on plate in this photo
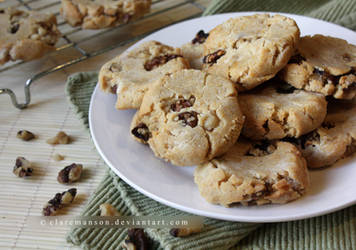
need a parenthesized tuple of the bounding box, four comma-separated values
(239, 81, 327, 140)
(286, 100, 356, 168)
(202, 14, 300, 91)
(181, 30, 209, 69)
(130, 69, 245, 166)
(280, 35, 356, 99)
(194, 140, 309, 206)
(61, 0, 151, 29)
(0, 8, 60, 65)
(99, 40, 189, 109)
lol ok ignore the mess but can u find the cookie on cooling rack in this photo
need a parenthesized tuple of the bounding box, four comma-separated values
(181, 30, 209, 70)
(99, 40, 189, 109)
(280, 35, 356, 99)
(202, 14, 300, 91)
(61, 0, 151, 29)
(0, 8, 60, 65)
(239, 81, 327, 140)
(194, 140, 309, 206)
(130, 69, 245, 166)
(286, 100, 356, 168)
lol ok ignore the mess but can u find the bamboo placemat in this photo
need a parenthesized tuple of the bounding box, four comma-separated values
(0, 0, 211, 248)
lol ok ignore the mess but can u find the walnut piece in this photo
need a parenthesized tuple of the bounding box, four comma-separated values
(53, 153, 65, 161)
(47, 131, 71, 145)
(192, 30, 209, 44)
(203, 49, 226, 65)
(144, 54, 182, 71)
(57, 163, 83, 184)
(99, 203, 121, 216)
(42, 188, 77, 216)
(169, 227, 202, 237)
(122, 229, 150, 250)
(16, 130, 35, 141)
(13, 157, 33, 177)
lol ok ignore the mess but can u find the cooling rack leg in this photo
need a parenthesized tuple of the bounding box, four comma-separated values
(0, 78, 32, 110)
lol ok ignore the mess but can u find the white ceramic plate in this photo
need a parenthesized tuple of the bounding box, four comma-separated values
(89, 12, 356, 222)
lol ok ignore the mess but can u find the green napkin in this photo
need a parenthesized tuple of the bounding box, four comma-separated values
(66, 1, 356, 249)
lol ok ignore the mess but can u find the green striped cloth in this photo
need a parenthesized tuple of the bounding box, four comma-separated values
(66, 1, 356, 249)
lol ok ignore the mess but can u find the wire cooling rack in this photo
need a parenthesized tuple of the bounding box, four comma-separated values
(0, 0, 206, 109)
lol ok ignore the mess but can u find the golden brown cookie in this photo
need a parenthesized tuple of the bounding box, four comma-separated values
(99, 41, 190, 109)
(239, 81, 327, 140)
(0, 8, 60, 65)
(280, 35, 356, 99)
(130, 69, 245, 166)
(286, 100, 356, 168)
(61, 0, 151, 29)
(194, 140, 309, 206)
(202, 14, 300, 91)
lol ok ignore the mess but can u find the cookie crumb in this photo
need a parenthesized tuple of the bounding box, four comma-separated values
(17, 130, 35, 141)
(99, 203, 121, 216)
(13, 157, 33, 177)
(53, 154, 65, 161)
(42, 188, 77, 216)
(57, 163, 83, 184)
(47, 131, 71, 145)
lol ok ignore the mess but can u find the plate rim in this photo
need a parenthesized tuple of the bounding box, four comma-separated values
(89, 12, 356, 222)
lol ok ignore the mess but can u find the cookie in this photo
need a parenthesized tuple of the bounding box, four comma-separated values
(61, 0, 151, 29)
(194, 140, 309, 206)
(239, 81, 327, 140)
(286, 100, 356, 168)
(280, 35, 356, 99)
(181, 30, 209, 70)
(0, 8, 60, 65)
(202, 14, 300, 91)
(99, 40, 190, 109)
(130, 69, 245, 166)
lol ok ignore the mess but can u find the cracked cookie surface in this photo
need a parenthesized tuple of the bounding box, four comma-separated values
(202, 14, 300, 91)
(239, 81, 327, 140)
(287, 100, 356, 168)
(99, 40, 189, 109)
(181, 30, 209, 70)
(194, 140, 309, 206)
(130, 69, 245, 166)
(61, 0, 151, 29)
(0, 8, 60, 65)
(280, 35, 356, 99)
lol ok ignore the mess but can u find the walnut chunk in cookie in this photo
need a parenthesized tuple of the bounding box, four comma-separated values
(13, 157, 33, 177)
(42, 188, 77, 216)
(192, 30, 209, 44)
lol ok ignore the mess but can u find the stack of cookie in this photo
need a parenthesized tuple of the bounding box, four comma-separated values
(98, 14, 356, 207)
